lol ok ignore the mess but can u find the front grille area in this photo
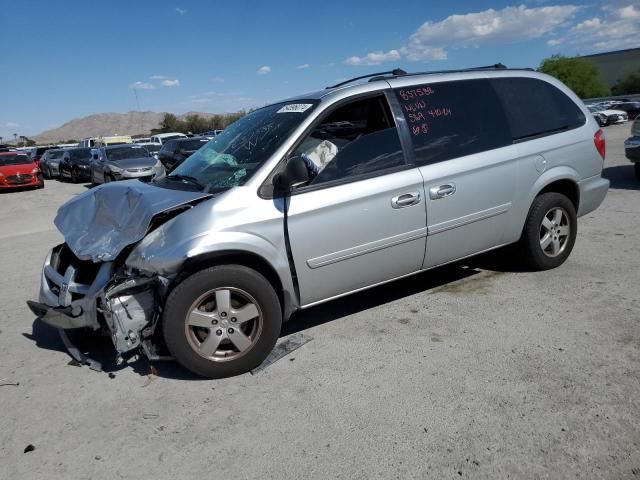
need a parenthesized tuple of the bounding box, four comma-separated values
(6, 174, 32, 184)
(126, 167, 153, 173)
(45, 244, 100, 306)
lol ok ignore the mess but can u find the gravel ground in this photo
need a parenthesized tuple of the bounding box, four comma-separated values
(1, 123, 639, 479)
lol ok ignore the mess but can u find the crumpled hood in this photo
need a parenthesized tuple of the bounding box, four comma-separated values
(54, 180, 212, 262)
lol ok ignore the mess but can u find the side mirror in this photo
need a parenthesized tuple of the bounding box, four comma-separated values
(273, 156, 309, 194)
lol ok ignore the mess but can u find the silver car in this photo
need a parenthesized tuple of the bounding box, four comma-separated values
(89, 144, 165, 184)
(28, 67, 609, 378)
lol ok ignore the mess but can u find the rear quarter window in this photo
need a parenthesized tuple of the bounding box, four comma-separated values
(395, 79, 512, 166)
(491, 77, 586, 142)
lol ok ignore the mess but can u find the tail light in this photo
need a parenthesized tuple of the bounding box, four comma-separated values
(594, 129, 605, 160)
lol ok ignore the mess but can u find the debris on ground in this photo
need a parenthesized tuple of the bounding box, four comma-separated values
(0, 380, 20, 387)
(23, 444, 35, 453)
(108, 372, 116, 379)
(251, 333, 313, 374)
(142, 413, 159, 420)
(141, 364, 158, 387)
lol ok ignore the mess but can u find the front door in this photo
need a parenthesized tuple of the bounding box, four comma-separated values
(284, 94, 427, 306)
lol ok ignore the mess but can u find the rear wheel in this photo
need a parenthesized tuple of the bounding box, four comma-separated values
(518, 192, 577, 270)
(635, 163, 640, 181)
(163, 265, 282, 378)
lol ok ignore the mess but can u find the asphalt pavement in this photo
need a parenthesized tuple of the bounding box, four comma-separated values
(1, 123, 639, 479)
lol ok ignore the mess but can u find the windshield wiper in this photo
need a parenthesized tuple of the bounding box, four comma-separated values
(166, 174, 206, 190)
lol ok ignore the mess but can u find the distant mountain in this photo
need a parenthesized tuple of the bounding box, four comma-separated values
(33, 111, 218, 143)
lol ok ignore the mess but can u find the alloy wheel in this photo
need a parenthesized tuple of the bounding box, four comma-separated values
(539, 207, 570, 258)
(184, 287, 263, 362)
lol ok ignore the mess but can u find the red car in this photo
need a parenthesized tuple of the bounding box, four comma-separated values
(0, 152, 44, 190)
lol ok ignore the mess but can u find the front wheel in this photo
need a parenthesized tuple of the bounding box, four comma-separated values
(635, 163, 640, 181)
(163, 265, 282, 378)
(518, 192, 577, 270)
(71, 168, 79, 184)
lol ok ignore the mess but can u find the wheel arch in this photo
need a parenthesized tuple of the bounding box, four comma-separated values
(177, 249, 296, 321)
(529, 167, 581, 212)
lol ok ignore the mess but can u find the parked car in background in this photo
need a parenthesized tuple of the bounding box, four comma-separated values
(138, 142, 161, 157)
(28, 68, 609, 378)
(149, 132, 188, 145)
(202, 130, 224, 138)
(78, 137, 99, 148)
(587, 104, 628, 125)
(40, 148, 65, 178)
(610, 101, 640, 121)
(624, 116, 640, 180)
(590, 110, 608, 127)
(0, 152, 44, 190)
(28, 145, 58, 166)
(157, 136, 209, 172)
(133, 137, 152, 144)
(59, 148, 93, 183)
(90, 144, 165, 184)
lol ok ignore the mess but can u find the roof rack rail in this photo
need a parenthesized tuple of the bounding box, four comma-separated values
(326, 68, 407, 89)
(376, 63, 537, 81)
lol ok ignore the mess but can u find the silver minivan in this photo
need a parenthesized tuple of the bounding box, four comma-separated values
(28, 67, 609, 378)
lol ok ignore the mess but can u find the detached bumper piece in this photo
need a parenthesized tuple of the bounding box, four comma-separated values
(26, 300, 102, 371)
(26, 300, 83, 329)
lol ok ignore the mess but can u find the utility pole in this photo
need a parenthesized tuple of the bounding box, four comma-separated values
(133, 87, 141, 111)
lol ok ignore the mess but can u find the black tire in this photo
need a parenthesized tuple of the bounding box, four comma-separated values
(518, 192, 577, 270)
(42, 166, 50, 179)
(71, 168, 79, 184)
(635, 163, 640, 181)
(163, 265, 282, 378)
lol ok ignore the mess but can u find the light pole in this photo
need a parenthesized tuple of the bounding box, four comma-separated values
(13, 133, 17, 145)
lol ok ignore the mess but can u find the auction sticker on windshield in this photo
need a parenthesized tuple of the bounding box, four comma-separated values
(277, 103, 313, 113)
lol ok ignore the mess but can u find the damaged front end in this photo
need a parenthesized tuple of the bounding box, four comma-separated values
(27, 243, 170, 368)
(27, 181, 213, 369)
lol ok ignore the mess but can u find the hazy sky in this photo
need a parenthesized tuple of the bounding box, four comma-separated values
(1, 0, 638, 139)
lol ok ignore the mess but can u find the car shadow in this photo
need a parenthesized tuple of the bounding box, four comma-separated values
(603, 165, 640, 191)
(282, 249, 525, 336)
(23, 318, 204, 381)
(24, 249, 523, 381)
(0, 186, 42, 194)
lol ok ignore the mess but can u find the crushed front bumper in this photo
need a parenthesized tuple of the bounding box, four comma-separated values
(28, 244, 166, 365)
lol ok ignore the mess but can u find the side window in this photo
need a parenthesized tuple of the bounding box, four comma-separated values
(491, 77, 586, 142)
(292, 95, 406, 186)
(395, 79, 512, 166)
(162, 141, 174, 154)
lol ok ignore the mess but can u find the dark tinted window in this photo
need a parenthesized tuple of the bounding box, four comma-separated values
(395, 79, 511, 166)
(177, 139, 209, 151)
(161, 141, 176, 153)
(105, 146, 151, 161)
(46, 150, 64, 160)
(293, 95, 405, 186)
(491, 77, 586, 142)
(69, 148, 92, 161)
(0, 154, 32, 166)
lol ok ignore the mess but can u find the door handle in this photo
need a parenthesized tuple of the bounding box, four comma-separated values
(391, 192, 421, 209)
(429, 183, 456, 200)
